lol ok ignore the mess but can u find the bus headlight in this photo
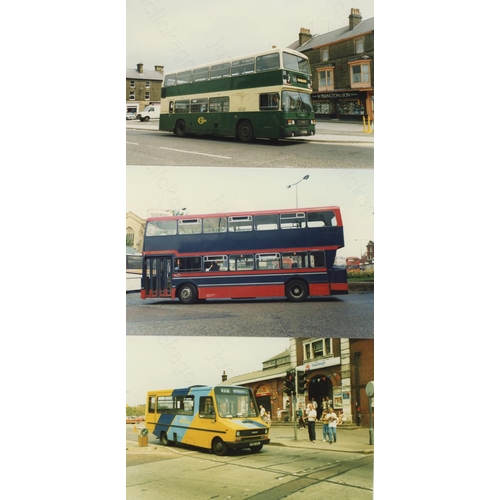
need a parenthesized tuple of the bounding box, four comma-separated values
(236, 431, 241, 437)
(287, 119, 295, 125)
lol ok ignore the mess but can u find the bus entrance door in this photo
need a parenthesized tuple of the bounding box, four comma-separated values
(143, 255, 172, 298)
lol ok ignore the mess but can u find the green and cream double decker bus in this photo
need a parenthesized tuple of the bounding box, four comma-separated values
(160, 47, 316, 142)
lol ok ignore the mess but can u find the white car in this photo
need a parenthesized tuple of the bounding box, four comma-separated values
(126, 112, 137, 120)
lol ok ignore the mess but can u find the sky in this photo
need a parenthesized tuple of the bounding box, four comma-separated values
(127, 166, 374, 259)
(126, 336, 292, 406)
(126, 0, 375, 71)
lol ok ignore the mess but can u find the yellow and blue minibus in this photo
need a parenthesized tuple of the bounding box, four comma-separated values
(145, 385, 271, 455)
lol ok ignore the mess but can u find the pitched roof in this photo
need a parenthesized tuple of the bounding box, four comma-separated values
(221, 362, 293, 386)
(290, 17, 374, 52)
(126, 68, 164, 81)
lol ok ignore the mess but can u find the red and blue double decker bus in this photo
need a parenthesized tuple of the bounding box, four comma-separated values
(159, 47, 316, 142)
(141, 206, 348, 304)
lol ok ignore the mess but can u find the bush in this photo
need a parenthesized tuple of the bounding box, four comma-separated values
(347, 268, 374, 281)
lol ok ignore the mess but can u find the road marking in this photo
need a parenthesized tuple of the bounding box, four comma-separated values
(159, 147, 231, 159)
(126, 141, 140, 145)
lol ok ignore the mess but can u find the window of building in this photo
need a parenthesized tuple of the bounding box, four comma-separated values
(303, 339, 332, 360)
(130, 80, 135, 88)
(145, 92, 150, 100)
(317, 68, 334, 91)
(126, 227, 134, 247)
(349, 62, 371, 87)
(145, 81, 150, 88)
(320, 47, 329, 61)
(355, 37, 364, 54)
(129, 92, 135, 100)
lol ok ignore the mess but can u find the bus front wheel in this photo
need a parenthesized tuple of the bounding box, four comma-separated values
(175, 120, 187, 137)
(177, 283, 198, 304)
(285, 280, 308, 302)
(237, 120, 254, 143)
(212, 438, 228, 456)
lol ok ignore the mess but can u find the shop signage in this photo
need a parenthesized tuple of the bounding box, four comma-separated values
(313, 92, 359, 99)
(302, 356, 340, 371)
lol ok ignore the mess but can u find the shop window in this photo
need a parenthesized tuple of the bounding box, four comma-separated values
(338, 100, 365, 115)
(317, 68, 333, 91)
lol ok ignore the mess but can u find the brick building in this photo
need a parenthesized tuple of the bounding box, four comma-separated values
(289, 8, 374, 121)
(126, 63, 164, 115)
(222, 337, 374, 426)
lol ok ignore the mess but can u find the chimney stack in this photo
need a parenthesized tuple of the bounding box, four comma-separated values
(137, 63, 144, 74)
(154, 65, 164, 74)
(298, 27, 312, 47)
(349, 8, 362, 30)
(222, 371, 227, 382)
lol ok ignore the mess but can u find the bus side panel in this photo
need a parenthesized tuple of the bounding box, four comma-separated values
(154, 414, 195, 444)
(309, 283, 331, 296)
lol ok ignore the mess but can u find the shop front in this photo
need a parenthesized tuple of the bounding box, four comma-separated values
(312, 90, 373, 121)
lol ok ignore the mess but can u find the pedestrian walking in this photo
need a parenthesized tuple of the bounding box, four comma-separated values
(306, 403, 317, 442)
(326, 407, 338, 443)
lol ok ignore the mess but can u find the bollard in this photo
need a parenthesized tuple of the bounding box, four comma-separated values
(362, 116, 368, 133)
(138, 427, 148, 447)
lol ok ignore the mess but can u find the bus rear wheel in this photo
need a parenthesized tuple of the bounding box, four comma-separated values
(212, 438, 228, 456)
(237, 120, 254, 143)
(285, 279, 308, 302)
(175, 120, 187, 137)
(160, 432, 171, 446)
(177, 283, 198, 304)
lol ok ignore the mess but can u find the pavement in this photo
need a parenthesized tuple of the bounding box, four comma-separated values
(127, 421, 374, 455)
(126, 118, 374, 144)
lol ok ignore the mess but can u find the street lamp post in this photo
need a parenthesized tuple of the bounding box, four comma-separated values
(286, 175, 310, 208)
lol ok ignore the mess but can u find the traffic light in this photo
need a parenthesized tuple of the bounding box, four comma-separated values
(297, 370, 307, 395)
(283, 370, 295, 396)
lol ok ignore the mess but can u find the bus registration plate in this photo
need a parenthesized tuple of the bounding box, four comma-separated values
(250, 442, 261, 446)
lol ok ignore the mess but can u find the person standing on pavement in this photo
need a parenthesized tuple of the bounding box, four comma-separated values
(260, 405, 266, 419)
(297, 403, 306, 429)
(306, 403, 317, 442)
(321, 410, 329, 442)
(277, 408, 282, 421)
(326, 407, 338, 444)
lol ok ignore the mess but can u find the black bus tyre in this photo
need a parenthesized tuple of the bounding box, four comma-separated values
(237, 120, 254, 143)
(212, 438, 228, 456)
(285, 279, 308, 302)
(175, 120, 187, 137)
(250, 444, 263, 452)
(177, 283, 198, 304)
(160, 432, 170, 446)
